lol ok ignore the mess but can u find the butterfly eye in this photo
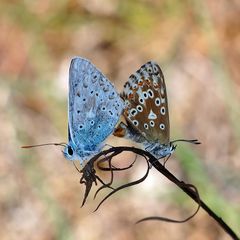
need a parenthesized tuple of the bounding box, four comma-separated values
(67, 146, 73, 156)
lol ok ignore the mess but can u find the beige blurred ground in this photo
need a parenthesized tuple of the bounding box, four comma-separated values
(0, 0, 240, 239)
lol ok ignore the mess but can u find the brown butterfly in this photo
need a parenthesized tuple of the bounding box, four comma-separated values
(114, 61, 199, 159)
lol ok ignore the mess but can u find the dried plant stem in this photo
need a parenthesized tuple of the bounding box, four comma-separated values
(81, 146, 239, 240)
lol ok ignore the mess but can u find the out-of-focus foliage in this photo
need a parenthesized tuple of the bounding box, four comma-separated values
(0, 0, 239, 239)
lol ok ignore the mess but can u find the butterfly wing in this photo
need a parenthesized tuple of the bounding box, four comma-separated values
(120, 61, 170, 144)
(68, 57, 124, 153)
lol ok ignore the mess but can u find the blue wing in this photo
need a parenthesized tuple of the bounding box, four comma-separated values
(68, 57, 123, 153)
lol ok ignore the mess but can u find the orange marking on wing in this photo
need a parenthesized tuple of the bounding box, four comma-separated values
(113, 126, 126, 137)
(128, 93, 134, 99)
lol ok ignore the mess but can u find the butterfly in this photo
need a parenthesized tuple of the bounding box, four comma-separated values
(114, 61, 199, 159)
(22, 57, 124, 166)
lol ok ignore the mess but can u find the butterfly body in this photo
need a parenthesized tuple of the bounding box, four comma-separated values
(64, 57, 124, 164)
(114, 61, 174, 159)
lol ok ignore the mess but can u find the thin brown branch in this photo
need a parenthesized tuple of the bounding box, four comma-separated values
(80, 146, 239, 240)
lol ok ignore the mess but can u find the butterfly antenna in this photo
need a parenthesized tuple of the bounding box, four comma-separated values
(21, 142, 67, 148)
(170, 139, 201, 145)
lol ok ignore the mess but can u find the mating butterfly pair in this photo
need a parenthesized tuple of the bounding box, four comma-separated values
(64, 57, 176, 165)
(23, 57, 197, 165)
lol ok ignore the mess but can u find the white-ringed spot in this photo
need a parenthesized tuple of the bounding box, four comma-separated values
(90, 120, 95, 125)
(160, 106, 166, 115)
(79, 124, 84, 129)
(136, 105, 143, 112)
(159, 123, 165, 130)
(144, 123, 149, 129)
(132, 83, 138, 89)
(153, 65, 158, 73)
(139, 98, 144, 104)
(132, 120, 139, 126)
(143, 91, 148, 99)
(147, 89, 154, 98)
(150, 120, 155, 127)
(155, 97, 161, 106)
(130, 108, 137, 117)
(147, 66, 153, 73)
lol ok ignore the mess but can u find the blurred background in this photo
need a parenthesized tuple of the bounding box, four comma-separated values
(0, 0, 240, 239)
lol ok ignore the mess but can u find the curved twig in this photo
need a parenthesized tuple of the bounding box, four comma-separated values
(79, 146, 239, 240)
(136, 184, 201, 224)
(93, 153, 150, 212)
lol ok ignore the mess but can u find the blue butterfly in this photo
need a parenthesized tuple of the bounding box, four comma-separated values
(22, 57, 124, 166)
(63, 57, 124, 165)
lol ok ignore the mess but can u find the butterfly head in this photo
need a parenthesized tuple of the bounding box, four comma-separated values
(144, 141, 176, 159)
(63, 141, 102, 165)
(63, 144, 78, 161)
